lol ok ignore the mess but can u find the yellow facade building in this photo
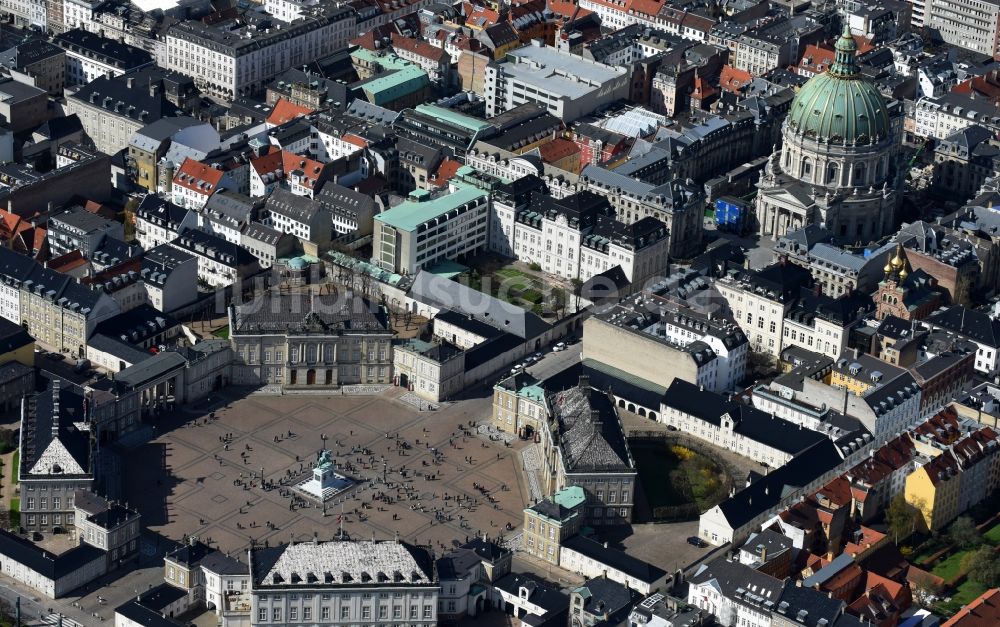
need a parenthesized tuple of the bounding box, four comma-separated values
(904, 427, 1000, 532)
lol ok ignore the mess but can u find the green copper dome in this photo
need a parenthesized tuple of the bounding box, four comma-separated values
(786, 26, 890, 145)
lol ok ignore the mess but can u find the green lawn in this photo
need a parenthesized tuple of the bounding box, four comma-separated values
(936, 579, 988, 615)
(632, 442, 726, 515)
(632, 445, 686, 508)
(212, 326, 230, 339)
(485, 266, 548, 314)
(10, 450, 17, 484)
(983, 521, 1000, 544)
(9, 497, 19, 530)
(932, 550, 968, 581)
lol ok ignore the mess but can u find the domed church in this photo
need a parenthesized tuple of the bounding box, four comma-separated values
(756, 26, 902, 242)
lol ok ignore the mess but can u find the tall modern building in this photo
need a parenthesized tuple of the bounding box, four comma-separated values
(755, 27, 902, 242)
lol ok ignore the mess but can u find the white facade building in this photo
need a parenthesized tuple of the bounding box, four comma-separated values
(247, 540, 438, 627)
(491, 187, 670, 284)
(484, 41, 630, 122)
(163, 7, 356, 101)
(372, 181, 489, 275)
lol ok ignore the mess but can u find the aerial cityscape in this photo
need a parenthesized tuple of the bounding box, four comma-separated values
(0, 0, 995, 626)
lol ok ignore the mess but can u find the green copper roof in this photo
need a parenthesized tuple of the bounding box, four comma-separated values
(554, 486, 586, 509)
(414, 104, 494, 133)
(786, 26, 890, 146)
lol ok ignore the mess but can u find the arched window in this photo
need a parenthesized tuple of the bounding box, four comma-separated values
(801, 157, 813, 182)
(827, 162, 839, 184)
(854, 163, 867, 186)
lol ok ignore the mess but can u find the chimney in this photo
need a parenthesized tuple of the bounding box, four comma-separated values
(591, 409, 602, 429)
(51, 379, 60, 439)
(578, 374, 590, 391)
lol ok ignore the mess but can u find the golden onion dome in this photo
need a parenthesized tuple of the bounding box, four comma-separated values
(883, 261, 893, 274)
(890, 244, 905, 269)
(899, 266, 908, 281)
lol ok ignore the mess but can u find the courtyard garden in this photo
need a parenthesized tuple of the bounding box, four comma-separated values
(461, 256, 570, 317)
(631, 438, 732, 522)
(909, 509, 1000, 616)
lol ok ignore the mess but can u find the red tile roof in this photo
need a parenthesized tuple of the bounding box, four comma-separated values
(547, 0, 591, 19)
(267, 97, 314, 126)
(537, 137, 579, 163)
(342, 133, 369, 148)
(0, 208, 28, 239)
(797, 44, 835, 75)
(31, 227, 46, 255)
(392, 33, 447, 61)
(173, 158, 224, 195)
(942, 588, 1000, 627)
(464, 3, 499, 27)
(430, 158, 462, 187)
(281, 152, 327, 190)
(251, 149, 327, 191)
(46, 250, 89, 273)
(720, 65, 752, 94)
(691, 74, 716, 99)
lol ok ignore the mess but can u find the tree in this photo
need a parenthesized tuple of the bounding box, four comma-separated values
(570, 278, 584, 312)
(948, 516, 982, 550)
(964, 547, 1000, 587)
(886, 494, 921, 543)
(122, 196, 140, 243)
(550, 287, 567, 318)
(0, 428, 14, 454)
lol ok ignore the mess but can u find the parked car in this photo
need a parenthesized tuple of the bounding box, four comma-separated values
(553, 342, 566, 352)
(687, 536, 706, 547)
(73, 359, 91, 373)
(45, 352, 65, 361)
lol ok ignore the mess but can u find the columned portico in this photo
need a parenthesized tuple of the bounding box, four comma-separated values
(754, 26, 901, 242)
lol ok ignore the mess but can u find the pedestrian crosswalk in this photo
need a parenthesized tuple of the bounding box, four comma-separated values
(40, 614, 85, 627)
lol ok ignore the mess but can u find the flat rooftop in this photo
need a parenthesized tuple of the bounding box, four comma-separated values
(497, 42, 627, 100)
(374, 183, 487, 232)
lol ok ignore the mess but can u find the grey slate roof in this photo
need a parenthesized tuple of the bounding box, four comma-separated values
(575, 576, 641, 619)
(493, 572, 569, 614)
(551, 385, 633, 473)
(774, 582, 846, 627)
(926, 305, 1000, 348)
(171, 229, 256, 267)
(689, 556, 783, 610)
(265, 188, 325, 224)
(200, 551, 248, 576)
(231, 290, 389, 335)
(0, 529, 105, 581)
(21, 378, 92, 479)
(562, 535, 666, 584)
(408, 270, 549, 339)
(662, 379, 827, 456)
(715, 439, 844, 530)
